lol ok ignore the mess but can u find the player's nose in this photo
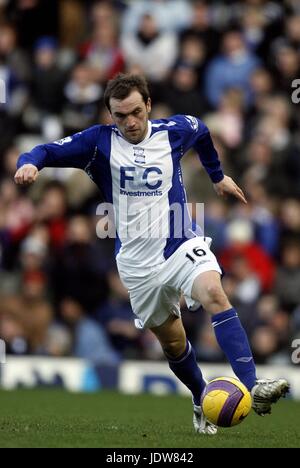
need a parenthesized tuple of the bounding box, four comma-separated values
(126, 116, 137, 129)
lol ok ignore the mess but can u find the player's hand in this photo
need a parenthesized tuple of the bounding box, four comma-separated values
(213, 175, 247, 204)
(14, 164, 39, 186)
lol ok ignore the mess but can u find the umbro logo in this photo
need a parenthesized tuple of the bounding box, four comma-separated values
(133, 147, 145, 164)
(236, 357, 253, 363)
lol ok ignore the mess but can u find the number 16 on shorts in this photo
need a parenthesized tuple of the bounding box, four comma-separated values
(185, 246, 207, 265)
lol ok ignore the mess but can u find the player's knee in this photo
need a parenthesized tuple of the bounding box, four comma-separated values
(201, 284, 230, 313)
(162, 339, 186, 360)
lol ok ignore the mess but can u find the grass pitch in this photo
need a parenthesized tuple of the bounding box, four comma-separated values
(0, 389, 299, 448)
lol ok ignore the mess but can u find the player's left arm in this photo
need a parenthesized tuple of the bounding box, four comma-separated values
(181, 115, 247, 204)
(213, 175, 247, 204)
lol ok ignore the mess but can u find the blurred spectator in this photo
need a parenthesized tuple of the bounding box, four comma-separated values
(0, 178, 35, 269)
(280, 199, 300, 238)
(121, 13, 178, 83)
(0, 23, 28, 150)
(205, 30, 260, 108)
(51, 215, 112, 312)
(95, 270, 141, 357)
(240, 5, 268, 53)
(253, 112, 291, 155)
(32, 37, 64, 112)
(5, 0, 59, 50)
(271, 43, 300, 95)
(35, 181, 68, 249)
(220, 219, 276, 291)
(60, 297, 120, 365)
(0, 22, 30, 82)
(230, 255, 261, 303)
(150, 103, 173, 121)
(235, 197, 280, 256)
(19, 234, 49, 300)
(285, 13, 300, 49)
(275, 239, 300, 311)
(60, 0, 86, 49)
(0, 292, 55, 356)
(24, 297, 54, 354)
(180, 0, 220, 59)
(204, 199, 228, 254)
(0, 295, 28, 355)
(242, 134, 290, 196)
(163, 62, 206, 117)
(23, 37, 66, 140)
(248, 67, 276, 124)
(44, 322, 72, 357)
(80, 21, 124, 84)
(175, 33, 208, 90)
(250, 325, 280, 364)
(91, 1, 122, 29)
(63, 63, 102, 133)
(2, 145, 20, 178)
(122, 0, 192, 34)
(204, 88, 245, 149)
(227, 0, 284, 31)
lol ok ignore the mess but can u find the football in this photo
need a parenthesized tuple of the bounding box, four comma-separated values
(201, 377, 252, 427)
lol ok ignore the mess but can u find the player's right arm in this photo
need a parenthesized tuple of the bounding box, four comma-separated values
(14, 125, 101, 186)
(15, 163, 39, 185)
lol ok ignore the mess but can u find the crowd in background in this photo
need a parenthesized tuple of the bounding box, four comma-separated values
(0, 0, 299, 366)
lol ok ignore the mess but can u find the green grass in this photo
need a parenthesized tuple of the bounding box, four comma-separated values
(0, 389, 299, 448)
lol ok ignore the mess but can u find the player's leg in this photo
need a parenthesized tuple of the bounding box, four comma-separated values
(150, 315, 205, 405)
(150, 315, 217, 434)
(191, 271, 289, 415)
(117, 261, 216, 433)
(192, 271, 256, 389)
(118, 264, 208, 409)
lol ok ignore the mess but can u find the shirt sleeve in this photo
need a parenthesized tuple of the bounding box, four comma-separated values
(17, 125, 101, 171)
(177, 115, 224, 184)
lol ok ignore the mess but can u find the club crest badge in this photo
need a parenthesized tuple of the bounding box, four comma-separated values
(133, 147, 146, 164)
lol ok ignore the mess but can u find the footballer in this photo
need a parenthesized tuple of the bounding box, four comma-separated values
(15, 74, 289, 434)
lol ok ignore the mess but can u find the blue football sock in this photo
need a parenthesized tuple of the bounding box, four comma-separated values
(212, 308, 257, 390)
(167, 340, 206, 406)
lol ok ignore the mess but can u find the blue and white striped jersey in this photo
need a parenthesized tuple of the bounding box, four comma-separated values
(17, 115, 224, 268)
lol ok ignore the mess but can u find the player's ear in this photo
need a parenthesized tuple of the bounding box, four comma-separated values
(146, 98, 152, 114)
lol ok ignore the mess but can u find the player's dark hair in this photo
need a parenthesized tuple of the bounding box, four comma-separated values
(104, 73, 150, 112)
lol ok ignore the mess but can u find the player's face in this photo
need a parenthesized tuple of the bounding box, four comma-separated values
(110, 90, 151, 144)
